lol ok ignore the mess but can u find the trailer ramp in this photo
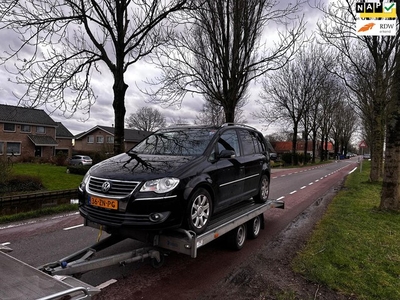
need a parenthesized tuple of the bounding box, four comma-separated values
(0, 250, 99, 300)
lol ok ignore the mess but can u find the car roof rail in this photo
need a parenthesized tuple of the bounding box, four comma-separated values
(220, 123, 257, 131)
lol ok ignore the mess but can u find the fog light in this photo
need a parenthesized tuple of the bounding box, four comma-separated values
(149, 213, 162, 222)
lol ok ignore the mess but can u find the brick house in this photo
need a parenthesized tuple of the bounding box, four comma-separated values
(273, 140, 334, 157)
(0, 104, 73, 162)
(74, 125, 152, 154)
(55, 122, 74, 158)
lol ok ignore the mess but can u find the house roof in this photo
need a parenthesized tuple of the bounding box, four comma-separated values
(0, 104, 58, 127)
(28, 135, 58, 146)
(75, 125, 152, 142)
(56, 122, 74, 139)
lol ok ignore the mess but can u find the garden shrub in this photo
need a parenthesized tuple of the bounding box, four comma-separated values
(0, 157, 12, 187)
(0, 174, 43, 195)
(55, 151, 68, 166)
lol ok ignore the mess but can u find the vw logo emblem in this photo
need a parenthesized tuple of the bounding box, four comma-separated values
(101, 181, 111, 193)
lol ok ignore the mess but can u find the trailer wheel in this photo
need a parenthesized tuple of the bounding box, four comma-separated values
(253, 174, 269, 203)
(227, 224, 247, 250)
(247, 215, 262, 239)
(186, 188, 212, 234)
(151, 254, 165, 269)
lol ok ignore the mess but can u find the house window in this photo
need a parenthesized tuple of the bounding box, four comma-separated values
(87, 136, 94, 143)
(96, 136, 104, 143)
(36, 126, 45, 134)
(6, 142, 21, 155)
(21, 125, 31, 132)
(0, 142, 3, 155)
(106, 136, 114, 144)
(4, 123, 16, 132)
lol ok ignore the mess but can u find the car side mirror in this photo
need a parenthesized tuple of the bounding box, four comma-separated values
(219, 149, 236, 159)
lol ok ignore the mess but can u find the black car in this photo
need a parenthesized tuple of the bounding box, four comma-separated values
(78, 123, 271, 236)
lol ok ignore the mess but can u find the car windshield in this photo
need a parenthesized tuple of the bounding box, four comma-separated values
(131, 128, 216, 156)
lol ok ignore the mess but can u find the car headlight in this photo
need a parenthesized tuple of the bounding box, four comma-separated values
(79, 171, 91, 191)
(140, 177, 180, 194)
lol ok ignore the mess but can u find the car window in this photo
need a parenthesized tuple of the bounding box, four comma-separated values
(216, 130, 240, 156)
(239, 130, 256, 155)
(132, 129, 216, 156)
(239, 129, 266, 155)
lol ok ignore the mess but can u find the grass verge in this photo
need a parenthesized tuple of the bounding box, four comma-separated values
(292, 161, 400, 299)
(11, 163, 83, 190)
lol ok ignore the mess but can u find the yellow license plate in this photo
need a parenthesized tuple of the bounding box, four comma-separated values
(90, 196, 118, 210)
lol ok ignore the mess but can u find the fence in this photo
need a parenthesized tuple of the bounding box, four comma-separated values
(0, 189, 78, 215)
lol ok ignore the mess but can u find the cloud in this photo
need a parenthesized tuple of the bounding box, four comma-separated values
(0, 0, 323, 136)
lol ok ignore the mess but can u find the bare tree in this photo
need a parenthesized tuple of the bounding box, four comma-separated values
(145, 0, 305, 123)
(255, 42, 332, 165)
(126, 106, 166, 131)
(380, 4, 400, 211)
(0, 0, 190, 154)
(315, 0, 399, 181)
(330, 100, 359, 157)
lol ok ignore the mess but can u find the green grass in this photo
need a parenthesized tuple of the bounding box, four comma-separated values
(292, 161, 400, 299)
(11, 163, 84, 190)
(0, 163, 84, 223)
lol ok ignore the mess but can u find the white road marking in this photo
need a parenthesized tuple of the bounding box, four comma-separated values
(348, 167, 358, 174)
(63, 224, 84, 231)
(289, 190, 297, 195)
(0, 220, 36, 230)
(51, 212, 79, 220)
(300, 186, 306, 190)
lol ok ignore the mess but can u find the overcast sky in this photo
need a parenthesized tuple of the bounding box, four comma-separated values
(0, 1, 324, 136)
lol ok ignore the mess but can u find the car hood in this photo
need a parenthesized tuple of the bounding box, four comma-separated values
(88, 152, 198, 180)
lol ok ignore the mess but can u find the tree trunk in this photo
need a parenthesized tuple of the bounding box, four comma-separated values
(380, 53, 400, 211)
(370, 112, 384, 182)
(311, 130, 317, 164)
(113, 78, 128, 154)
(292, 124, 299, 166)
(223, 104, 235, 123)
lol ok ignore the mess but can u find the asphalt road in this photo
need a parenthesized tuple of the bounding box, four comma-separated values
(0, 157, 360, 299)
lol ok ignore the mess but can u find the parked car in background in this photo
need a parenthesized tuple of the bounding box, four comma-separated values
(363, 153, 371, 160)
(69, 155, 93, 166)
(78, 123, 271, 236)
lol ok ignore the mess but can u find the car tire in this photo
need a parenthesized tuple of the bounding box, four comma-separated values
(227, 224, 247, 250)
(186, 188, 212, 235)
(247, 215, 262, 239)
(253, 174, 269, 203)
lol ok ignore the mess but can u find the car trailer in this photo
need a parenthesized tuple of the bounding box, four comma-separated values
(0, 199, 283, 299)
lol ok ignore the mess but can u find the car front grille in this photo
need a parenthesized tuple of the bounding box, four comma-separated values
(88, 176, 140, 198)
(80, 205, 148, 226)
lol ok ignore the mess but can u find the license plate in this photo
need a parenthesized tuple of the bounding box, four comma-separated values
(90, 196, 118, 210)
